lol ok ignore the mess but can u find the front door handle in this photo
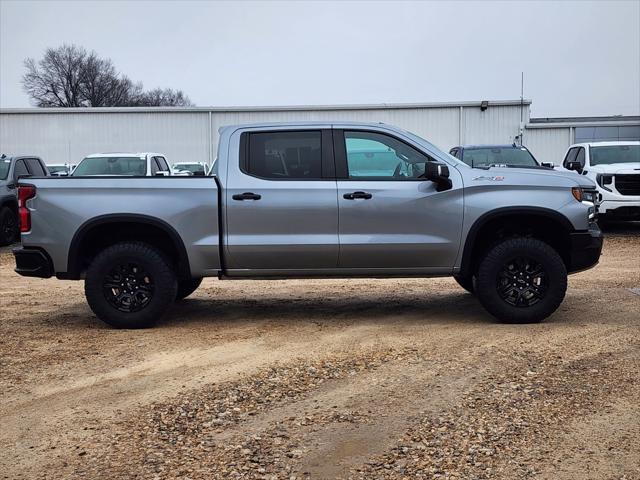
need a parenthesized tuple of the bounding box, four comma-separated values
(343, 191, 372, 200)
(232, 192, 262, 201)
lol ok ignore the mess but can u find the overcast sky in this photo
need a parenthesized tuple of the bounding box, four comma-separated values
(1, 0, 639, 117)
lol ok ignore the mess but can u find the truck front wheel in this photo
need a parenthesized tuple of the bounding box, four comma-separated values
(85, 242, 177, 328)
(176, 277, 203, 300)
(453, 274, 475, 294)
(475, 237, 567, 323)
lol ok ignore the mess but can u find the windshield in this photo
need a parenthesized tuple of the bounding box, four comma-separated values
(0, 159, 9, 180)
(47, 165, 68, 174)
(463, 147, 538, 168)
(73, 157, 147, 176)
(174, 163, 205, 174)
(590, 145, 640, 166)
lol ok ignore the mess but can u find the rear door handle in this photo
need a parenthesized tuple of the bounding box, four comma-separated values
(343, 191, 372, 200)
(232, 192, 261, 201)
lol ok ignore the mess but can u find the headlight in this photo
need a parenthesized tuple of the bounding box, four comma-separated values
(571, 187, 583, 202)
(572, 187, 597, 204)
(596, 174, 613, 192)
(582, 189, 597, 204)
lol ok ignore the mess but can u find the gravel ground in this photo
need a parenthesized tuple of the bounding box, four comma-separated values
(1, 224, 639, 479)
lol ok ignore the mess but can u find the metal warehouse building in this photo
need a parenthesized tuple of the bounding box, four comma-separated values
(1, 101, 638, 166)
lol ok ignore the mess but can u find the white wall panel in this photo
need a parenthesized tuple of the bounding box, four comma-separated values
(1, 102, 532, 166)
(524, 127, 572, 164)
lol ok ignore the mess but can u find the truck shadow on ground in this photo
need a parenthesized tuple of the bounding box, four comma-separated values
(33, 290, 498, 330)
(600, 220, 640, 235)
(158, 291, 497, 328)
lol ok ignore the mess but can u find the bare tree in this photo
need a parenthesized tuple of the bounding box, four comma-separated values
(23, 45, 87, 107)
(22, 44, 193, 107)
(133, 88, 192, 107)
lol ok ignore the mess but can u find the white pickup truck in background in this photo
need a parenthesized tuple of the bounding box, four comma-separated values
(72, 152, 176, 176)
(562, 141, 640, 222)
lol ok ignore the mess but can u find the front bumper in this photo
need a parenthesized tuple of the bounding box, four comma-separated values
(599, 200, 640, 220)
(13, 247, 54, 278)
(568, 223, 604, 274)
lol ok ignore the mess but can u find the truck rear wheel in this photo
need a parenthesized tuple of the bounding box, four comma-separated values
(0, 207, 18, 246)
(84, 242, 177, 328)
(176, 277, 202, 300)
(475, 237, 567, 324)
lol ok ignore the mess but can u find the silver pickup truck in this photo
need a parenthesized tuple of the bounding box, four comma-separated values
(13, 122, 603, 328)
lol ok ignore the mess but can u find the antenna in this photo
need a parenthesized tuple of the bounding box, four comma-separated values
(519, 72, 524, 146)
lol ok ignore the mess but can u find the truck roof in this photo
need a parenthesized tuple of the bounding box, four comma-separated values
(456, 144, 525, 149)
(84, 152, 164, 159)
(569, 141, 640, 148)
(218, 121, 397, 133)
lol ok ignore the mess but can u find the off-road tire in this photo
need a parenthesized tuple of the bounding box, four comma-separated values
(85, 242, 177, 329)
(453, 274, 475, 294)
(476, 237, 567, 324)
(0, 207, 18, 246)
(176, 277, 203, 300)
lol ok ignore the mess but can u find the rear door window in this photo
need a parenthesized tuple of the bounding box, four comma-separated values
(244, 131, 323, 179)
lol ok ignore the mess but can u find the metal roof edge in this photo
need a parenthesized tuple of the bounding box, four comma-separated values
(526, 120, 640, 129)
(0, 99, 532, 114)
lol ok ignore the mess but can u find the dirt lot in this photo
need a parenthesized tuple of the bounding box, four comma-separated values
(1, 226, 639, 480)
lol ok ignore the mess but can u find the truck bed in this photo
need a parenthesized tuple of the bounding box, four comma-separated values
(19, 176, 221, 278)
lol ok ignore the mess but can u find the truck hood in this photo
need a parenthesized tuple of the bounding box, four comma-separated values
(471, 165, 597, 189)
(586, 163, 640, 174)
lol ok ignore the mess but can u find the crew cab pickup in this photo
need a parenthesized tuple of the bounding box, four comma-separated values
(562, 141, 640, 222)
(13, 122, 603, 328)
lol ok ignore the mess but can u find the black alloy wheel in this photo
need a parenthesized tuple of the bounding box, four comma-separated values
(497, 256, 547, 307)
(103, 262, 154, 313)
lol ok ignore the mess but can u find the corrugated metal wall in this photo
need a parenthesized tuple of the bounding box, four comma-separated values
(524, 127, 572, 164)
(0, 102, 529, 165)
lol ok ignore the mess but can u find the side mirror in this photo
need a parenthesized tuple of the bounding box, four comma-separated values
(193, 170, 206, 177)
(541, 162, 554, 169)
(425, 161, 452, 192)
(155, 171, 170, 177)
(566, 161, 583, 173)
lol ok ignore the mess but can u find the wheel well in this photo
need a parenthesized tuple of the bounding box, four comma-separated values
(69, 218, 190, 280)
(1, 198, 18, 212)
(461, 212, 572, 277)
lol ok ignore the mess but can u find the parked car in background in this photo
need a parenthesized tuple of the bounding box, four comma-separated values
(562, 141, 640, 222)
(172, 162, 210, 176)
(449, 144, 554, 169)
(72, 153, 173, 176)
(47, 163, 73, 176)
(1, 154, 49, 245)
(14, 122, 601, 328)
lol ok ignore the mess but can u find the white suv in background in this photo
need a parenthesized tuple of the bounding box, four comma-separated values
(72, 152, 174, 176)
(562, 141, 640, 222)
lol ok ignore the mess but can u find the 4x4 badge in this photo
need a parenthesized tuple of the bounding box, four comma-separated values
(473, 176, 505, 181)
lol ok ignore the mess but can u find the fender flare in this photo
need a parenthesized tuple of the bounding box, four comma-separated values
(459, 206, 574, 277)
(65, 213, 190, 279)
